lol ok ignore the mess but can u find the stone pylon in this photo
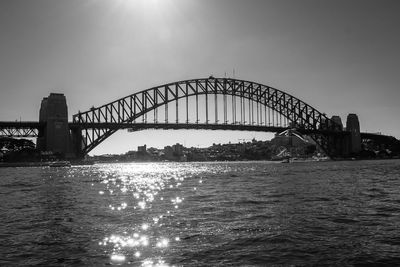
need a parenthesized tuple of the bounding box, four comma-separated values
(37, 93, 74, 158)
(345, 113, 361, 155)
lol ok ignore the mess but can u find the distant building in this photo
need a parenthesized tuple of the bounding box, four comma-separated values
(163, 143, 184, 161)
(147, 147, 161, 158)
(271, 129, 308, 147)
(270, 129, 316, 157)
(164, 146, 174, 160)
(172, 143, 184, 157)
(138, 145, 147, 153)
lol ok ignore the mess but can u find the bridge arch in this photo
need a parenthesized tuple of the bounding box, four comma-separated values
(72, 77, 339, 156)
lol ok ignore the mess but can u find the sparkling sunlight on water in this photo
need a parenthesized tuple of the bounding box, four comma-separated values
(94, 163, 217, 266)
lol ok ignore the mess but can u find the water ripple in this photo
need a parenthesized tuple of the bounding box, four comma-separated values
(1, 160, 400, 266)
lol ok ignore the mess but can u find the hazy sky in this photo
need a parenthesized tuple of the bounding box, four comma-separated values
(1, 0, 399, 155)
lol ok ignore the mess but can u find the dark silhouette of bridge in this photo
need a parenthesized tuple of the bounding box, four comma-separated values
(0, 77, 397, 159)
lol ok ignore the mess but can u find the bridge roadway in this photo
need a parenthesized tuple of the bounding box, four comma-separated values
(0, 121, 43, 137)
(2, 121, 393, 141)
(68, 122, 349, 136)
(1, 120, 350, 137)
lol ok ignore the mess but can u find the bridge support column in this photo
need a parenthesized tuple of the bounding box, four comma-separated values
(328, 115, 345, 157)
(70, 127, 85, 159)
(325, 114, 361, 158)
(327, 135, 345, 158)
(37, 93, 76, 159)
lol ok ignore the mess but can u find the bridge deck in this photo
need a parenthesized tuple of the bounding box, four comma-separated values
(0, 121, 43, 137)
(0, 121, 43, 127)
(1, 120, 394, 142)
(68, 122, 349, 136)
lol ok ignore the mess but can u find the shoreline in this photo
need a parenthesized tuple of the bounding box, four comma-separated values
(0, 161, 87, 168)
(1, 157, 399, 168)
(0, 162, 51, 168)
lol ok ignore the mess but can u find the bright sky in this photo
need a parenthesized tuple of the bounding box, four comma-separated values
(1, 0, 399, 155)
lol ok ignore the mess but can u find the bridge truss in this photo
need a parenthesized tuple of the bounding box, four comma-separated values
(73, 77, 342, 155)
(0, 122, 42, 137)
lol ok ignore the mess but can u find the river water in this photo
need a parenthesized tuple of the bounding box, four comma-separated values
(0, 160, 400, 266)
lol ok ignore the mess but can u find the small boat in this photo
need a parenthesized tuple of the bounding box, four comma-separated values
(49, 161, 71, 167)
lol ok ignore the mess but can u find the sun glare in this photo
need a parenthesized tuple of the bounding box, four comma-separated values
(117, 0, 165, 11)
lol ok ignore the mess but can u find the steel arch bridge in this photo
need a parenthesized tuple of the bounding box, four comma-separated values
(72, 77, 343, 156)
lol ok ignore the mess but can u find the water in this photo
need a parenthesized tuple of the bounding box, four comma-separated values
(1, 160, 400, 266)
